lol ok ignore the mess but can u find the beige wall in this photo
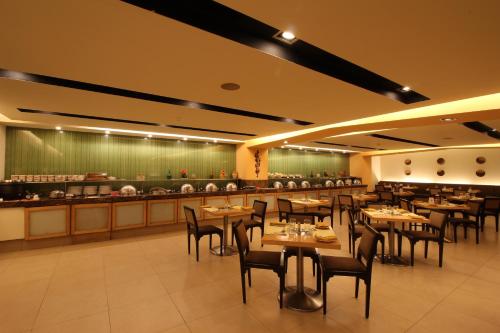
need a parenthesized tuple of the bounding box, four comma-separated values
(375, 148, 500, 185)
(349, 154, 376, 191)
(0, 125, 5, 180)
(236, 144, 268, 180)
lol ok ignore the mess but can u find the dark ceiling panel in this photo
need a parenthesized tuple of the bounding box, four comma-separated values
(369, 133, 439, 147)
(123, 0, 429, 104)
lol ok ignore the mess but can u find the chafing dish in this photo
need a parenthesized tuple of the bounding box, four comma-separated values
(273, 181, 283, 189)
(149, 187, 170, 195)
(226, 182, 237, 191)
(181, 183, 194, 193)
(301, 181, 311, 188)
(119, 185, 137, 196)
(205, 183, 218, 192)
(287, 181, 297, 189)
(335, 179, 345, 186)
(49, 190, 65, 199)
(353, 179, 361, 185)
(325, 180, 334, 187)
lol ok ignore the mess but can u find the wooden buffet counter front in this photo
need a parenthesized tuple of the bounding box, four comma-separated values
(0, 185, 367, 249)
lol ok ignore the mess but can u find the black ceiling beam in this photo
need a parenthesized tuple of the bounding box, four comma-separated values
(123, 0, 429, 104)
(369, 133, 438, 147)
(0, 68, 312, 126)
(17, 108, 257, 137)
(463, 121, 500, 140)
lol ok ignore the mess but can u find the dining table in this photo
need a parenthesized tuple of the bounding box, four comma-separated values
(290, 198, 330, 212)
(262, 223, 340, 311)
(352, 193, 379, 203)
(202, 205, 254, 256)
(361, 207, 429, 266)
(448, 195, 484, 203)
(392, 191, 415, 197)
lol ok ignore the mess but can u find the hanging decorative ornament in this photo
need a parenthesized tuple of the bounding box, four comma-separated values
(254, 150, 261, 178)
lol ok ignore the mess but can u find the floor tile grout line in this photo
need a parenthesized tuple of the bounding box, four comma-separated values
(403, 249, 500, 332)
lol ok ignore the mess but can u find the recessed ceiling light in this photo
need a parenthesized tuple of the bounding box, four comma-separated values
(104, 134, 109, 138)
(440, 117, 457, 122)
(281, 31, 295, 40)
(59, 130, 64, 134)
(147, 134, 153, 138)
(220, 83, 240, 91)
(213, 139, 218, 143)
(55, 126, 61, 130)
(105, 130, 110, 135)
(183, 137, 188, 141)
(315, 148, 319, 151)
(283, 140, 288, 144)
(273, 31, 298, 44)
(299, 147, 303, 150)
(280, 146, 284, 148)
(144, 137, 148, 140)
(401, 86, 411, 92)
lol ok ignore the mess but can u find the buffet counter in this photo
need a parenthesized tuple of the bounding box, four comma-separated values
(0, 185, 367, 246)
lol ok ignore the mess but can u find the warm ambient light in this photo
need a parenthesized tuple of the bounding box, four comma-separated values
(283, 140, 288, 144)
(284, 144, 357, 153)
(281, 31, 295, 40)
(213, 139, 218, 143)
(183, 137, 188, 141)
(401, 86, 411, 92)
(55, 126, 62, 130)
(440, 117, 457, 122)
(147, 134, 153, 138)
(105, 130, 110, 135)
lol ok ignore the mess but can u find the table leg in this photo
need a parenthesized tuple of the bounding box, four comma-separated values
(380, 221, 408, 266)
(210, 215, 238, 256)
(282, 247, 322, 311)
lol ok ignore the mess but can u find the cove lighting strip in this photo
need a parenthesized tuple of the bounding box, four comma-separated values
(284, 144, 358, 153)
(77, 126, 244, 143)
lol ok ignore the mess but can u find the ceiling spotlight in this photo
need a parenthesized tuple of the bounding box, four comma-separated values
(315, 148, 319, 151)
(59, 130, 64, 134)
(280, 145, 284, 148)
(144, 137, 148, 140)
(213, 139, 218, 143)
(105, 130, 110, 135)
(220, 82, 240, 91)
(288, 148, 292, 151)
(183, 137, 188, 141)
(440, 117, 457, 122)
(281, 31, 295, 40)
(147, 134, 153, 138)
(283, 140, 288, 144)
(401, 86, 411, 92)
(55, 126, 61, 130)
(274, 31, 297, 44)
(299, 147, 303, 150)
(104, 134, 109, 138)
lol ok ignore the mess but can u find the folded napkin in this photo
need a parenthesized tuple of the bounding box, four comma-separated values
(204, 207, 219, 213)
(314, 230, 337, 242)
(315, 221, 330, 229)
(232, 205, 242, 210)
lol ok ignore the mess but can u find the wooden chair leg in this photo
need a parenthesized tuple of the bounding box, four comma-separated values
(424, 240, 428, 258)
(380, 237, 385, 264)
(312, 259, 316, 276)
(355, 277, 360, 298)
(187, 233, 191, 255)
(316, 262, 321, 292)
(250, 228, 254, 242)
(496, 215, 499, 232)
(220, 234, 223, 256)
(241, 271, 247, 304)
(410, 241, 415, 266)
(196, 238, 200, 262)
(365, 281, 371, 319)
(397, 234, 402, 257)
(464, 224, 468, 239)
(438, 241, 444, 267)
(279, 271, 284, 308)
(453, 224, 458, 243)
(475, 224, 479, 244)
(348, 233, 352, 254)
(322, 276, 327, 315)
(209, 234, 212, 248)
(247, 268, 252, 287)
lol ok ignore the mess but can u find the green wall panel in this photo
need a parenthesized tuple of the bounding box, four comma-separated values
(5, 127, 236, 180)
(268, 148, 350, 177)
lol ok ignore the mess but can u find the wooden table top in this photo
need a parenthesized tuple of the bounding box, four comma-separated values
(448, 196, 484, 202)
(262, 224, 341, 250)
(202, 206, 254, 217)
(393, 191, 415, 196)
(290, 199, 329, 208)
(412, 201, 469, 211)
(361, 208, 429, 223)
(402, 186, 419, 190)
(352, 194, 378, 202)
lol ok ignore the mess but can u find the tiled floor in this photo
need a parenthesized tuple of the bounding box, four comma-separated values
(1, 211, 499, 333)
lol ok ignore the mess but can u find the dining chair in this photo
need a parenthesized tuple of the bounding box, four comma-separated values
(429, 188, 441, 196)
(400, 199, 425, 230)
(184, 206, 223, 261)
(347, 208, 364, 258)
(283, 212, 321, 285)
(231, 200, 267, 246)
(316, 194, 334, 227)
(453, 189, 467, 196)
(398, 210, 447, 267)
(375, 184, 386, 192)
(481, 197, 500, 232)
(233, 220, 285, 308)
(320, 224, 382, 318)
(379, 191, 395, 206)
(449, 201, 482, 244)
(338, 194, 359, 226)
(277, 198, 293, 222)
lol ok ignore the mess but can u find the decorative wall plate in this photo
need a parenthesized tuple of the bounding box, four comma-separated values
(404, 159, 411, 165)
(437, 169, 445, 176)
(437, 158, 445, 165)
(476, 156, 486, 164)
(404, 169, 411, 175)
(476, 169, 485, 177)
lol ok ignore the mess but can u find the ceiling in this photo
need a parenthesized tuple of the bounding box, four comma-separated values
(0, 0, 499, 149)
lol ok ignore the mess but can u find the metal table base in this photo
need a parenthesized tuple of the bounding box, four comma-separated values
(210, 214, 237, 256)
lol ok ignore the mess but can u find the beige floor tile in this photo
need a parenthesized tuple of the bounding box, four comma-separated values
(35, 285, 108, 328)
(0, 279, 49, 332)
(158, 266, 214, 294)
(32, 311, 110, 333)
(107, 274, 167, 308)
(109, 294, 184, 333)
(159, 324, 191, 333)
(104, 261, 156, 286)
(284, 316, 352, 333)
(188, 304, 270, 333)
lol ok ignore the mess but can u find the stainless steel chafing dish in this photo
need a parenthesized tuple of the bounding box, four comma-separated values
(273, 181, 283, 189)
(226, 182, 237, 191)
(149, 187, 170, 195)
(181, 184, 194, 193)
(205, 183, 218, 192)
(335, 179, 345, 187)
(325, 180, 334, 187)
(120, 185, 137, 196)
(287, 181, 297, 189)
(353, 179, 361, 185)
(301, 180, 311, 188)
